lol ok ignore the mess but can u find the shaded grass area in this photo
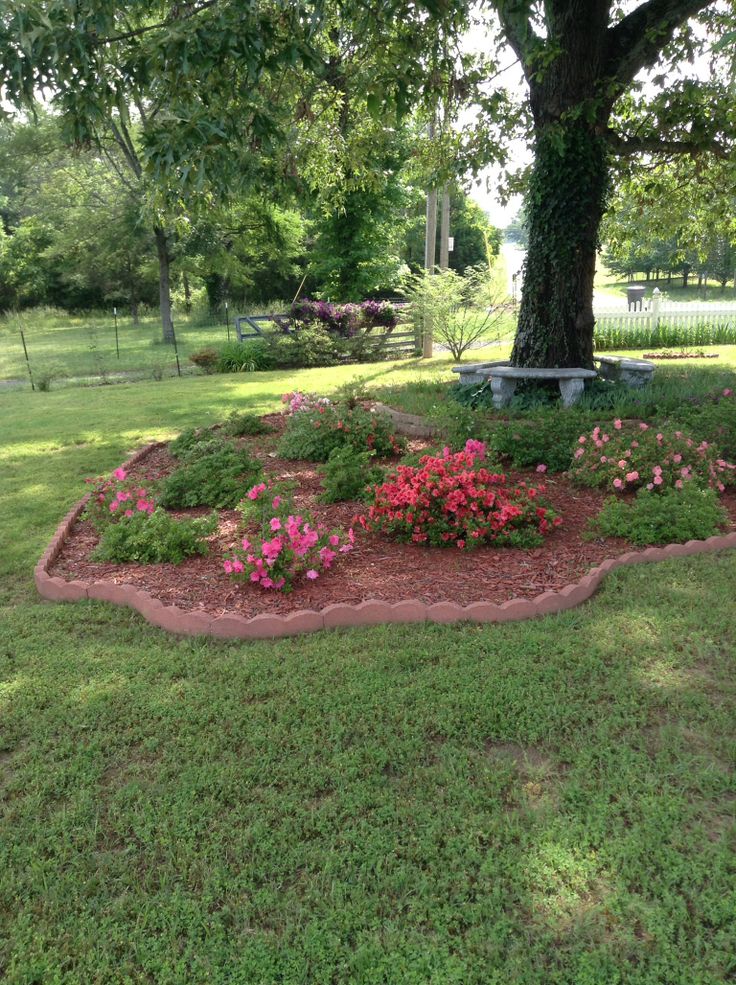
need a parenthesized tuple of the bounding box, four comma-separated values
(1, 365, 735, 983)
(375, 350, 736, 420)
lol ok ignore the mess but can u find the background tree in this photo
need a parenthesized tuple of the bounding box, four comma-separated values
(601, 157, 736, 291)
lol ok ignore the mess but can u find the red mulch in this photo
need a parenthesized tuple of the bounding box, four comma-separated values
(50, 413, 736, 618)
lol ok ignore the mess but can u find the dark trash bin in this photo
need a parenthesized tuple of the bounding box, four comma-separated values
(627, 286, 645, 310)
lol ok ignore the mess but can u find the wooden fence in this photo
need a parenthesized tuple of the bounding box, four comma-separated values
(233, 311, 419, 355)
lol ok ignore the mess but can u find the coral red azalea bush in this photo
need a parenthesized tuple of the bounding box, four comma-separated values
(224, 481, 354, 591)
(569, 421, 736, 494)
(359, 441, 560, 549)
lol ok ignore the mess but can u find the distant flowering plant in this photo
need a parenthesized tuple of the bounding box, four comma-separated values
(281, 390, 331, 415)
(569, 422, 736, 494)
(288, 298, 398, 336)
(360, 300, 398, 330)
(83, 468, 156, 532)
(225, 481, 354, 591)
(358, 443, 560, 549)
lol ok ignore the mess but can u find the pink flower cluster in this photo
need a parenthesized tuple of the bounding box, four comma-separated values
(84, 468, 156, 531)
(224, 482, 354, 591)
(569, 421, 736, 494)
(281, 391, 331, 415)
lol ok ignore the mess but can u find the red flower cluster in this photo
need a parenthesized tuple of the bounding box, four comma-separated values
(358, 448, 561, 549)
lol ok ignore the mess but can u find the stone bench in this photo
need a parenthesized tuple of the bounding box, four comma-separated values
(451, 361, 510, 386)
(595, 355, 655, 388)
(486, 366, 598, 408)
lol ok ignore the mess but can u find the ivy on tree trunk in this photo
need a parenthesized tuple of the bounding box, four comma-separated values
(511, 122, 610, 369)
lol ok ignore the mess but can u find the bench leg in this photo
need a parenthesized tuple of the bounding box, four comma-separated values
(490, 377, 517, 409)
(558, 379, 585, 407)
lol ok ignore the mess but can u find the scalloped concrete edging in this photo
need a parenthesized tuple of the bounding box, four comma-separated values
(35, 443, 736, 640)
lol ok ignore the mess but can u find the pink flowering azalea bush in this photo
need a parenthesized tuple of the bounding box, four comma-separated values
(569, 422, 736, 494)
(281, 391, 331, 415)
(83, 468, 156, 532)
(224, 481, 354, 591)
(359, 440, 561, 549)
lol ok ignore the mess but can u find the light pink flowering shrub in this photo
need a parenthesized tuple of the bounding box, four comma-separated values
(225, 481, 354, 591)
(569, 422, 736, 494)
(83, 468, 156, 532)
(281, 391, 331, 415)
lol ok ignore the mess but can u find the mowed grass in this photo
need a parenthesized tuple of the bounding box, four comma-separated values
(0, 305, 514, 386)
(0, 307, 244, 382)
(1, 359, 735, 983)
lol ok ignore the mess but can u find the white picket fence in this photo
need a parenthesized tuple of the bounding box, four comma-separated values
(594, 290, 736, 331)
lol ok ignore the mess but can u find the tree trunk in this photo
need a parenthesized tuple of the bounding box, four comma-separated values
(183, 272, 192, 313)
(511, 121, 609, 369)
(154, 226, 174, 343)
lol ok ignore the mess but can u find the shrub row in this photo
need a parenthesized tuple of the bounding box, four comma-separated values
(594, 320, 736, 351)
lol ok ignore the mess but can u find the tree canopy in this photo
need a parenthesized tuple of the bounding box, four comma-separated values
(1, 1, 735, 363)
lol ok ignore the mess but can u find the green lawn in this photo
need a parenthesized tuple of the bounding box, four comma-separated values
(0, 306, 242, 383)
(0, 305, 515, 387)
(595, 258, 736, 304)
(1, 359, 735, 983)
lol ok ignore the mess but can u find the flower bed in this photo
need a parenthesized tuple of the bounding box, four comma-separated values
(39, 408, 736, 634)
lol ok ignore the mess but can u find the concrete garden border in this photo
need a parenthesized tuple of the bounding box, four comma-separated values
(35, 442, 736, 640)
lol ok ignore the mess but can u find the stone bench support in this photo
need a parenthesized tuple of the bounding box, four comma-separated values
(485, 366, 598, 409)
(595, 355, 655, 388)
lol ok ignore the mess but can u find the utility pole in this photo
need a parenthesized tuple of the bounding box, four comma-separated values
(439, 186, 450, 270)
(423, 115, 437, 358)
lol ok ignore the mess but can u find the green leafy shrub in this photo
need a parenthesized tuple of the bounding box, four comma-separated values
(278, 404, 404, 462)
(488, 414, 590, 472)
(160, 446, 262, 508)
(569, 421, 736, 494)
(216, 339, 276, 373)
(678, 387, 736, 460)
(321, 446, 385, 503)
(168, 427, 215, 460)
(588, 486, 727, 546)
(270, 325, 343, 368)
(223, 411, 273, 437)
(178, 435, 231, 464)
(92, 509, 217, 563)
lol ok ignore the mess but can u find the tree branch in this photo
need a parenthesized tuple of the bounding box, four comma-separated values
(91, 0, 222, 47)
(494, 1, 540, 77)
(605, 0, 718, 89)
(605, 128, 728, 158)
